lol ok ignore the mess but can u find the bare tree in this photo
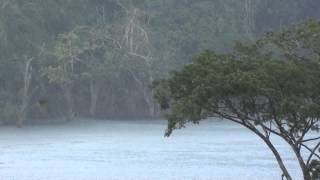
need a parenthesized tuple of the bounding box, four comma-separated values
(17, 57, 33, 127)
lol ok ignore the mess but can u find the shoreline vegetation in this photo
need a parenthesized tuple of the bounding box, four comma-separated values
(0, 1, 319, 179)
(0, 1, 319, 126)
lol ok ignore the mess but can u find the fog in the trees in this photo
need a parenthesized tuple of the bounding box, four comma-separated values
(0, 0, 319, 124)
(0, 1, 320, 180)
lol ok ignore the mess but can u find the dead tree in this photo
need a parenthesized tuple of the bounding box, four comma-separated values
(17, 57, 33, 127)
(120, 5, 157, 117)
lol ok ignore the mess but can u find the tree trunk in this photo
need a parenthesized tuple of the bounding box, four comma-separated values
(17, 58, 33, 127)
(63, 84, 74, 121)
(244, 0, 255, 39)
(141, 87, 155, 117)
(301, 161, 312, 180)
(263, 139, 293, 180)
(89, 79, 100, 117)
(247, 126, 293, 180)
(290, 145, 312, 180)
(129, 71, 155, 117)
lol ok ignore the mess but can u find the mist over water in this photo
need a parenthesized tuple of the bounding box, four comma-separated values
(0, 1, 319, 179)
(0, 119, 301, 180)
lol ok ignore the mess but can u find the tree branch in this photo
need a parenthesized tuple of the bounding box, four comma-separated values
(306, 142, 320, 165)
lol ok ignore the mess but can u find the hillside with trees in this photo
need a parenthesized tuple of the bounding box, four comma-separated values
(0, 0, 319, 125)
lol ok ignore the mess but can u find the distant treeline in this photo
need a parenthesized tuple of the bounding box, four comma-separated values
(0, 0, 319, 125)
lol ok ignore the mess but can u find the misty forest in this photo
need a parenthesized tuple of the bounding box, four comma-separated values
(0, 0, 320, 180)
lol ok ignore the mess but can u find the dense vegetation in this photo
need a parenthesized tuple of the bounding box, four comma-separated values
(0, 0, 319, 125)
(153, 21, 320, 180)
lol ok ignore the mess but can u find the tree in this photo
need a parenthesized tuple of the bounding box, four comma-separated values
(17, 56, 33, 127)
(153, 22, 320, 180)
(43, 30, 86, 120)
(1, 0, 319, 122)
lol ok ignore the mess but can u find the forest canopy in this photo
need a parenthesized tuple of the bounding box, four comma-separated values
(0, 0, 319, 125)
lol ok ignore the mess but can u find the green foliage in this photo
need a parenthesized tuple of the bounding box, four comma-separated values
(310, 158, 320, 179)
(160, 52, 314, 133)
(153, 21, 320, 179)
(154, 22, 320, 136)
(1, 0, 320, 120)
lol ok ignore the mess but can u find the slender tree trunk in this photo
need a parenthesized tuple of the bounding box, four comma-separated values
(263, 139, 292, 180)
(244, 0, 255, 39)
(89, 79, 100, 117)
(63, 84, 74, 121)
(290, 145, 312, 180)
(147, 75, 156, 117)
(246, 125, 293, 180)
(142, 74, 155, 117)
(142, 89, 155, 117)
(300, 160, 312, 180)
(17, 58, 33, 127)
(129, 71, 155, 117)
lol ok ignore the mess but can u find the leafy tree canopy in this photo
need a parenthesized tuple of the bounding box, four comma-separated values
(153, 21, 320, 180)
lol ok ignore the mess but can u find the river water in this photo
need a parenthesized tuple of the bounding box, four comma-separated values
(0, 119, 301, 180)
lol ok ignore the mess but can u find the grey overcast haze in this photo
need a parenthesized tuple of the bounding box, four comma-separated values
(0, 1, 320, 180)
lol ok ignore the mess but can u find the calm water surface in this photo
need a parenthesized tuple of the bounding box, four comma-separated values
(0, 119, 301, 180)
